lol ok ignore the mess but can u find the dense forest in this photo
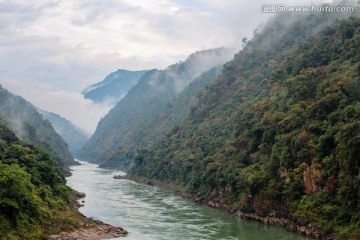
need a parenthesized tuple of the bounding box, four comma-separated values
(0, 124, 79, 239)
(80, 48, 234, 168)
(127, 13, 360, 238)
(2, 4, 358, 239)
(99, 66, 223, 169)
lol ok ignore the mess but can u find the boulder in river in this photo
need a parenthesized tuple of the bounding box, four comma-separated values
(75, 191, 86, 199)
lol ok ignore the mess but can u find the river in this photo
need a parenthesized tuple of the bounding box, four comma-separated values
(66, 161, 311, 240)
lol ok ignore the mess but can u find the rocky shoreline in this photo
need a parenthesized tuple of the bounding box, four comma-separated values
(49, 191, 128, 240)
(186, 193, 340, 240)
(233, 211, 323, 239)
(191, 194, 326, 239)
(118, 176, 343, 240)
(49, 213, 127, 240)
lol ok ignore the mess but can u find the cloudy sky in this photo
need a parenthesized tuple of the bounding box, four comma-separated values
(0, 0, 335, 133)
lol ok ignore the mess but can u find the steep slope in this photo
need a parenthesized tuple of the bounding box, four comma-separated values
(129, 13, 360, 239)
(38, 110, 89, 157)
(82, 69, 148, 103)
(80, 48, 234, 165)
(0, 124, 78, 239)
(99, 66, 223, 169)
(0, 85, 77, 167)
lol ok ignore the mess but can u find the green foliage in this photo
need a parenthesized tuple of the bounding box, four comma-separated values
(0, 125, 75, 239)
(129, 14, 360, 238)
(80, 55, 226, 168)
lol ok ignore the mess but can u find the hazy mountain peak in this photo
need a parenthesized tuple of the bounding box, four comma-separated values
(82, 69, 149, 104)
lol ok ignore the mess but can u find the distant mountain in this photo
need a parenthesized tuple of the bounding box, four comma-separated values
(0, 85, 77, 168)
(82, 69, 149, 103)
(79, 48, 235, 167)
(99, 66, 223, 169)
(38, 110, 89, 157)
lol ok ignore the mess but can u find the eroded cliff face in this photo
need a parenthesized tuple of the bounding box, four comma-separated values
(303, 164, 321, 194)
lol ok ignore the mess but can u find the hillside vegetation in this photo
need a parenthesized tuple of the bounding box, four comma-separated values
(99, 66, 223, 169)
(129, 13, 360, 238)
(80, 48, 234, 168)
(0, 125, 79, 239)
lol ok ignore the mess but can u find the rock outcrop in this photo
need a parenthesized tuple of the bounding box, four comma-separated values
(75, 191, 86, 199)
(49, 214, 127, 240)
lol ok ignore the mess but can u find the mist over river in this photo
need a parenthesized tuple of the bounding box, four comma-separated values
(66, 161, 311, 240)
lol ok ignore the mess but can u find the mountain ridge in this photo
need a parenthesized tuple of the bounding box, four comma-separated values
(79, 47, 235, 166)
(99, 66, 224, 169)
(82, 69, 149, 104)
(38, 110, 89, 157)
(0, 85, 77, 168)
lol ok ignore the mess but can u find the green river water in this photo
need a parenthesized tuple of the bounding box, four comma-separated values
(66, 161, 312, 240)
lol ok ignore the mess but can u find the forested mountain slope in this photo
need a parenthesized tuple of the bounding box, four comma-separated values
(80, 48, 234, 166)
(0, 85, 77, 168)
(99, 66, 223, 169)
(129, 13, 360, 239)
(39, 110, 89, 157)
(0, 125, 79, 239)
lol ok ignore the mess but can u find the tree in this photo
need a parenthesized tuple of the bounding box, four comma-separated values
(0, 164, 39, 225)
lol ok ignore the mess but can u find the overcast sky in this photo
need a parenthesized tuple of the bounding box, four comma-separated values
(0, 0, 336, 133)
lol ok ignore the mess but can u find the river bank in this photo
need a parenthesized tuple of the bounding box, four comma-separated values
(68, 161, 309, 239)
(49, 213, 127, 240)
(48, 188, 127, 240)
(123, 175, 343, 240)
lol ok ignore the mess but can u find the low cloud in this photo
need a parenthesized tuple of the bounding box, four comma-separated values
(0, 0, 341, 136)
(0, 0, 275, 93)
(1, 78, 112, 135)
